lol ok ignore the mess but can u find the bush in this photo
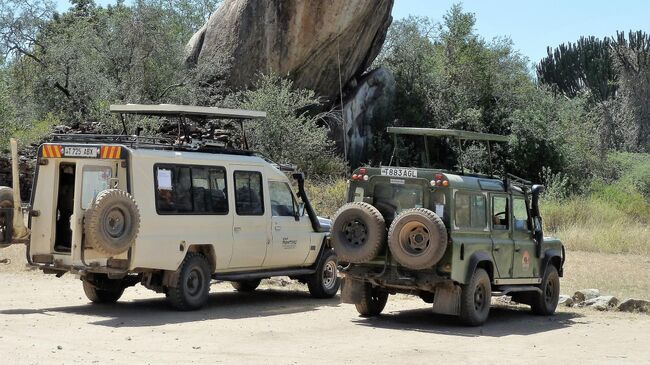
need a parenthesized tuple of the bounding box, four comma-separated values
(304, 178, 348, 218)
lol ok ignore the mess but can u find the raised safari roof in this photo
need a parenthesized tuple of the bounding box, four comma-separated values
(387, 127, 509, 142)
(109, 104, 266, 119)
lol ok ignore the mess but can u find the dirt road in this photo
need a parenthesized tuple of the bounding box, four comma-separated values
(1, 271, 648, 364)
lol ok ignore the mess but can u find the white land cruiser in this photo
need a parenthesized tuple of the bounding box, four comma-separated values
(0, 104, 339, 310)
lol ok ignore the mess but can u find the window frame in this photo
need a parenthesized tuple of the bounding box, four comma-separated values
(233, 170, 265, 216)
(80, 165, 113, 210)
(512, 196, 531, 232)
(490, 194, 510, 231)
(453, 190, 488, 231)
(153, 163, 229, 216)
(269, 181, 297, 217)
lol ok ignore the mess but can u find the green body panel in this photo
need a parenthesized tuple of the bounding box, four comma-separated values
(346, 165, 564, 286)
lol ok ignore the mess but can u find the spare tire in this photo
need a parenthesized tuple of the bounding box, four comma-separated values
(84, 189, 140, 256)
(331, 202, 385, 263)
(387, 208, 447, 270)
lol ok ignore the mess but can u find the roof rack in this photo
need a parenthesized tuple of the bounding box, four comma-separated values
(387, 127, 509, 177)
(48, 134, 256, 156)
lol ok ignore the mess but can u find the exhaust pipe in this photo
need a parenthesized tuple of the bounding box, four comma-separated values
(10, 138, 29, 240)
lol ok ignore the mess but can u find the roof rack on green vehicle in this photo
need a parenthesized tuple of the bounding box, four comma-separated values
(386, 127, 509, 176)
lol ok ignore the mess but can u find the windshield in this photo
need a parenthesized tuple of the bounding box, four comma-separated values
(373, 183, 424, 222)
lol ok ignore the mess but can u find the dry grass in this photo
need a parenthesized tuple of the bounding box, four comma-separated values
(305, 178, 348, 218)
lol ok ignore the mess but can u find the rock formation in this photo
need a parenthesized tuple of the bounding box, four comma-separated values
(186, 0, 394, 101)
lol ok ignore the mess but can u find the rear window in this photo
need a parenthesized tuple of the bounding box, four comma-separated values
(373, 183, 423, 222)
(81, 166, 111, 209)
(155, 165, 228, 214)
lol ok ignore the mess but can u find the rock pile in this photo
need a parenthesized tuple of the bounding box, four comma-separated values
(561, 289, 650, 313)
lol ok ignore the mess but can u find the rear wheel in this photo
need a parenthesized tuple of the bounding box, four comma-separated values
(459, 268, 491, 326)
(355, 283, 389, 317)
(331, 202, 385, 263)
(166, 253, 212, 311)
(307, 249, 340, 298)
(82, 280, 124, 304)
(531, 265, 560, 315)
(231, 279, 261, 292)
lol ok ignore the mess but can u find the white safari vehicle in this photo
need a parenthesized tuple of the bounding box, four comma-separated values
(0, 104, 339, 310)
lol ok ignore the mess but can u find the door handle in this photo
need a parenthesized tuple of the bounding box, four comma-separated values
(515, 247, 521, 252)
(275, 225, 281, 231)
(493, 247, 500, 252)
(234, 226, 242, 232)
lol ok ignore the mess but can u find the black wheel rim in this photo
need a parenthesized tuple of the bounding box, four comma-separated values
(186, 267, 205, 298)
(343, 219, 368, 246)
(474, 284, 486, 312)
(545, 277, 556, 305)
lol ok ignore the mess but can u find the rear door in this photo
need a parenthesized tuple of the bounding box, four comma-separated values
(489, 194, 514, 278)
(228, 167, 270, 269)
(264, 181, 311, 268)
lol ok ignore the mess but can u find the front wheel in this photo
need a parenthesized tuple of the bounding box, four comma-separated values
(82, 280, 124, 304)
(531, 265, 560, 315)
(166, 253, 212, 311)
(459, 268, 491, 326)
(355, 283, 389, 317)
(307, 249, 340, 298)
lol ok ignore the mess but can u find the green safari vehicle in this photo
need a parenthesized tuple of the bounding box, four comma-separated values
(333, 127, 564, 326)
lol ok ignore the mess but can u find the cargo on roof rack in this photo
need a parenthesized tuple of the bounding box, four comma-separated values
(109, 104, 266, 119)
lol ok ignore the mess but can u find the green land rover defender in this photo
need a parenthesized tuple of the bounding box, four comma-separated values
(333, 127, 564, 326)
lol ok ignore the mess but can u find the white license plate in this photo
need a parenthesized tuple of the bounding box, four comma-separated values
(63, 146, 99, 158)
(380, 167, 418, 178)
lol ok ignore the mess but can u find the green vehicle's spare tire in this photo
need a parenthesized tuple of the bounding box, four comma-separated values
(84, 189, 140, 256)
(387, 208, 447, 270)
(331, 202, 385, 263)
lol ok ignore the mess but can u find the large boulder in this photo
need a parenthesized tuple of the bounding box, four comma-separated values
(186, 0, 394, 99)
(343, 67, 396, 167)
(618, 298, 650, 313)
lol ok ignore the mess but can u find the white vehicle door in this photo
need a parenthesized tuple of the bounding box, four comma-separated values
(227, 167, 270, 269)
(264, 181, 311, 268)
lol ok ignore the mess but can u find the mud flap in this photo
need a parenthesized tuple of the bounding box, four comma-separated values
(340, 277, 365, 304)
(0, 207, 13, 246)
(432, 284, 461, 316)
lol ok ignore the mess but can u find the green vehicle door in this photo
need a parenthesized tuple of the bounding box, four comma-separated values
(490, 194, 514, 278)
(511, 196, 538, 278)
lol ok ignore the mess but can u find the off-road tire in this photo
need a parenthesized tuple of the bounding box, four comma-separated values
(387, 208, 447, 270)
(307, 249, 341, 298)
(84, 189, 140, 256)
(331, 202, 385, 263)
(166, 253, 212, 311)
(355, 283, 389, 317)
(0, 187, 13, 248)
(531, 265, 560, 315)
(460, 268, 491, 326)
(82, 280, 124, 303)
(231, 279, 262, 292)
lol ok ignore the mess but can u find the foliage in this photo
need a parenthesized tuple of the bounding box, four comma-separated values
(229, 74, 346, 178)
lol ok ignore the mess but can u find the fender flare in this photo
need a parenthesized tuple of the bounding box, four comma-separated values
(466, 251, 494, 284)
(541, 248, 564, 277)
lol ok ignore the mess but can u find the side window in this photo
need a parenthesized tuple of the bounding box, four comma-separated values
(155, 165, 228, 214)
(513, 198, 530, 231)
(269, 182, 295, 217)
(455, 192, 487, 229)
(491, 196, 509, 230)
(234, 171, 264, 216)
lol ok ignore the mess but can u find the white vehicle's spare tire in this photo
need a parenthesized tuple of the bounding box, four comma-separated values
(331, 202, 385, 263)
(84, 189, 140, 256)
(387, 208, 447, 270)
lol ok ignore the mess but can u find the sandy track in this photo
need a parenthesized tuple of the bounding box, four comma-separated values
(1, 272, 649, 364)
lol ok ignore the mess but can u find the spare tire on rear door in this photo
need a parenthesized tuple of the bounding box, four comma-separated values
(331, 202, 385, 263)
(84, 189, 140, 256)
(387, 208, 447, 270)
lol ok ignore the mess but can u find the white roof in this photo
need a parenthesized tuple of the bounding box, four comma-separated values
(110, 104, 266, 119)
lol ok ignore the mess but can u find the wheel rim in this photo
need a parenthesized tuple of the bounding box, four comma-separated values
(398, 221, 431, 255)
(545, 277, 556, 305)
(186, 267, 205, 298)
(343, 219, 368, 246)
(105, 207, 126, 238)
(474, 284, 487, 312)
(322, 260, 338, 290)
